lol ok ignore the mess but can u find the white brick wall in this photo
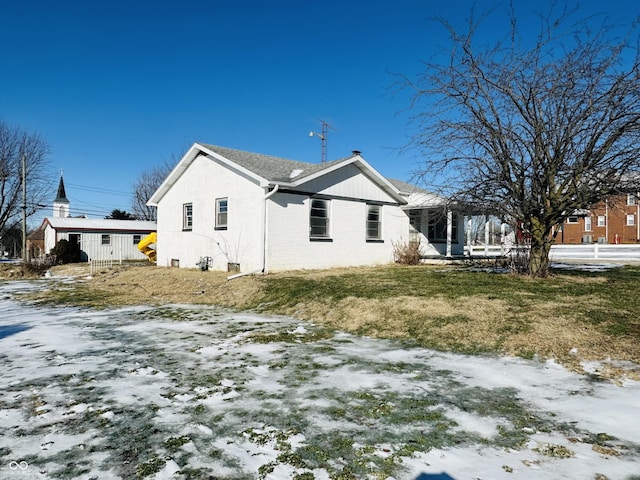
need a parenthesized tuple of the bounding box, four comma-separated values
(266, 193, 409, 271)
(155, 155, 264, 271)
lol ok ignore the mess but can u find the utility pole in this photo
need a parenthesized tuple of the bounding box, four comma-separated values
(21, 153, 27, 263)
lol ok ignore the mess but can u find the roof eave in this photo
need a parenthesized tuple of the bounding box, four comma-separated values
(147, 143, 271, 206)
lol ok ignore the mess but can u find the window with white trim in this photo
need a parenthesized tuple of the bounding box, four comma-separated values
(627, 194, 636, 206)
(597, 215, 606, 227)
(183, 203, 193, 230)
(366, 204, 382, 240)
(584, 216, 592, 232)
(567, 216, 579, 224)
(215, 198, 228, 229)
(309, 199, 330, 239)
(101, 234, 111, 245)
(627, 214, 635, 226)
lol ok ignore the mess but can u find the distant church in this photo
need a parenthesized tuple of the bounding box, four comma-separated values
(53, 175, 70, 218)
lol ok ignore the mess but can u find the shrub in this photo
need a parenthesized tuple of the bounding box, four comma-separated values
(392, 240, 423, 265)
(50, 239, 81, 264)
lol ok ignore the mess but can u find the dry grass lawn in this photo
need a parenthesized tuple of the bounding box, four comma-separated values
(4, 262, 639, 381)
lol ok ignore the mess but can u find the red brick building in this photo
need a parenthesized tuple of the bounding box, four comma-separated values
(556, 193, 640, 244)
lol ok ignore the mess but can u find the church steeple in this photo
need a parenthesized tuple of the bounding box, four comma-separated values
(53, 174, 70, 218)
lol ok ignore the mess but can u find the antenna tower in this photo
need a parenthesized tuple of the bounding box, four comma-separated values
(309, 120, 335, 163)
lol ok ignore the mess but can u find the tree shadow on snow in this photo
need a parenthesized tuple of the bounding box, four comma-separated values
(0, 324, 32, 340)
(415, 473, 457, 480)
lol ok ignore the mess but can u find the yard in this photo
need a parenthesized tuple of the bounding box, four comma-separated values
(12, 261, 640, 380)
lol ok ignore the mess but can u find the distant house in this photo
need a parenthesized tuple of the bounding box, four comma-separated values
(556, 192, 640, 244)
(33, 176, 156, 262)
(147, 143, 464, 273)
(26, 228, 45, 260)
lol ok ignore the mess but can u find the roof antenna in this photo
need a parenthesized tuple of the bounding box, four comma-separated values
(309, 120, 335, 163)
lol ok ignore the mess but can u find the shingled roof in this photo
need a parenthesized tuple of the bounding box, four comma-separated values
(198, 143, 345, 183)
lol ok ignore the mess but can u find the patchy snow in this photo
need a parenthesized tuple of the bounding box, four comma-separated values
(0, 278, 639, 479)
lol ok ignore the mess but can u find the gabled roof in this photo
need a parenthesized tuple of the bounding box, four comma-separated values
(199, 144, 342, 183)
(148, 143, 407, 205)
(41, 217, 157, 232)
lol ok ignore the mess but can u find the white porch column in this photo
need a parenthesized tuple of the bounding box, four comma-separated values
(446, 209, 453, 258)
(466, 217, 472, 256)
(484, 215, 490, 256)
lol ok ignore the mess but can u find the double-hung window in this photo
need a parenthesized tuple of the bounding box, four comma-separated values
(215, 197, 228, 230)
(101, 234, 111, 245)
(627, 214, 635, 226)
(584, 216, 592, 232)
(597, 215, 606, 227)
(183, 203, 193, 231)
(310, 199, 330, 239)
(366, 204, 382, 241)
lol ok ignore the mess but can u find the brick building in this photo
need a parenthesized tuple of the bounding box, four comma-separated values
(556, 193, 640, 244)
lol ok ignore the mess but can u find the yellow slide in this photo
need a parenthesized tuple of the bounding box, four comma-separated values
(138, 232, 157, 262)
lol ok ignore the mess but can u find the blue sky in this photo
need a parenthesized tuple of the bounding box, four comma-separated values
(1, 0, 636, 225)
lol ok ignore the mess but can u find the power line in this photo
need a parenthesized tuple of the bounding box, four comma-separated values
(65, 182, 133, 197)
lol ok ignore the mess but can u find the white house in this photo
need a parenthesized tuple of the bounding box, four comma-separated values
(35, 176, 157, 262)
(148, 143, 465, 273)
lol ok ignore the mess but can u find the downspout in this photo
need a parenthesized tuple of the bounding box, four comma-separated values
(227, 184, 279, 280)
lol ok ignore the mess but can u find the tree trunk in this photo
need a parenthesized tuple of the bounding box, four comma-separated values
(528, 219, 552, 277)
(529, 241, 551, 277)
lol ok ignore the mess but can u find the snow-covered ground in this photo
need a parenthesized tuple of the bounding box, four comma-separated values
(1, 278, 639, 480)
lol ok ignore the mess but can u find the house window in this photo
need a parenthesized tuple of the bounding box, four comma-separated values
(215, 198, 228, 230)
(597, 215, 606, 227)
(101, 234, 111, 245)
(628, 194, 637, 206)
(427, 210, 457, 242)
(183, 203, 193, 231)
(366, 204, 382, 241)
(627, 214, 635, 226)
(133, 234, 141, 245)
(310, 199, 330, 239)
(584, 216, 592, 232)
(567, 216, 579, 224)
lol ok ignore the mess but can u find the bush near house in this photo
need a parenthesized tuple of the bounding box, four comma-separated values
(392, 240, 423, 265)
(50, 239, 81, 265)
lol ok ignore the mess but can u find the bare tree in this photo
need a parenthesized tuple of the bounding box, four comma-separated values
(0, 121, 51, 235)
(403, 4, 640, 277)
(131, 163, 174, 221)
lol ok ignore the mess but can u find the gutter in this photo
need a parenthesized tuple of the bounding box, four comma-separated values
(227, 184, 280, 280)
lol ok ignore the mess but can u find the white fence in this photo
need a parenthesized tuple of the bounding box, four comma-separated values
(90, 258, 114, 274)
(549, 244, 640, 262)
(465, 244, 640, 263)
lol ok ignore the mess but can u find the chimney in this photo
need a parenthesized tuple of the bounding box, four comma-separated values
(352, 150, 361, 156)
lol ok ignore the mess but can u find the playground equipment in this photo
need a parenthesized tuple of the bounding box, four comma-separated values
(137, 232, 157, 262)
